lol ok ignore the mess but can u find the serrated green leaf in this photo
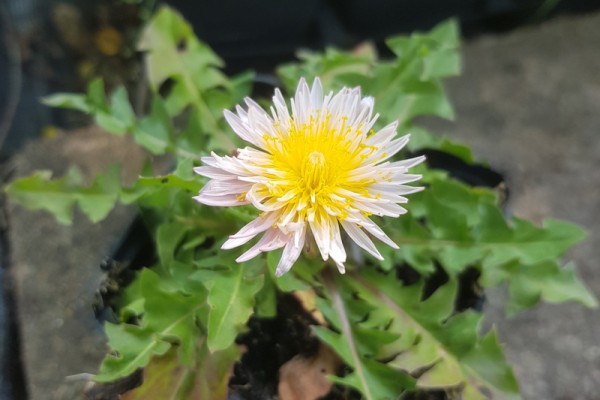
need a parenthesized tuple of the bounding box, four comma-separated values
(6, 166, 121, 224)
(354, 270, 520, 398)
(460, 330, 520, 400)
(138, 5, 241, 152)
(316, 273, 415, 400)
(195, 263, 264, 351)
(97, 269, 206, 382)
(278, 46, 375, 93)
(505, 261, 597, 316)
(98, 322, 171, 383)
(120, 341, 239, 400)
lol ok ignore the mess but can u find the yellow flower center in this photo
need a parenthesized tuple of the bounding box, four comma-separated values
(262, 114, 378, 223)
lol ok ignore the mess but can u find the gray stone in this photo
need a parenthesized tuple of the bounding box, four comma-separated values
(420, 11, 600, 399)
(8, 127, 145, 400)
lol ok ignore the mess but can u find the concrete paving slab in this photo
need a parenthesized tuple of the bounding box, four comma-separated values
(7, 127, 145, 400)
(421, 11, 600, 399)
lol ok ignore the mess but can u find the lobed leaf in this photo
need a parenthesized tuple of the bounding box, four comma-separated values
(5, 166, 120, 224)
(190, 259, 264, 352)
(96, 269, 206, 382)
(138, 6, 253, 154)
(354, 269, 521, 398)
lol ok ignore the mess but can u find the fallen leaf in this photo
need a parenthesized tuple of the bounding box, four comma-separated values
(278, 344, 341, 400)
(293, 290, 326, 325)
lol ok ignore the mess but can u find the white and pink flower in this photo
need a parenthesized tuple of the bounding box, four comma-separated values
(194, 78, 424, 276)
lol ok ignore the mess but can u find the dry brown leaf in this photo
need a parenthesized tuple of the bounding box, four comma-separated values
(278, 344, 341, 400)
(293, 290, 326, 325)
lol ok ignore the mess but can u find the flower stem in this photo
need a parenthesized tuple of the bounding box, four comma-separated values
(320, 268, 374, 400)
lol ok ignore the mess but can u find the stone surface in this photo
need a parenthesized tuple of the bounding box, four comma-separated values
(7, 127, 145, 400)
(420, 11, 600, 399)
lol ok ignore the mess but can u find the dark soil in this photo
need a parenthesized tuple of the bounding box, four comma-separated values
(230, 293, 322, 399)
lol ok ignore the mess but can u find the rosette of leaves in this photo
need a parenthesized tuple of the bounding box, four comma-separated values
(5, 6, 596, 399)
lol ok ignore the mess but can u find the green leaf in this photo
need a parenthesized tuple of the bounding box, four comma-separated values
(191, 262, 264, 351)
(99, 322, 171, 383)
(316, 272, 415, 400)
(95, 87, 137, 135)
(96, 269, 206, 382)
(278, 46, 375, 93)
(87, 78, 108, 109)
(354, 270, 520, 398)
(460, 330, 521, 400)
(6, 166, 121, 224)
(138, 5, 243, 152)
(156, 222, 190, 267)
(41, 93, 92, 113)
(254, 271, 277, 318)
(120, 349, 189, 400)
(133, 96, 174, 154)
(505, 261, 598, 315)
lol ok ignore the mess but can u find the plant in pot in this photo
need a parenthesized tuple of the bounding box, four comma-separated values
(6, 6, 596, 399)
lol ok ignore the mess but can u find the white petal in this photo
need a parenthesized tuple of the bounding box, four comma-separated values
(366, 121, 398, 147)
(329, 218, 347, 266)
(340, 220, 383, 260)
(309, 216, 331, 261)
(273, 88, 291, 127)
(310, 78, 323, 109)
(275, 224, 306, 276)
(368, 135, 410, 164)
(355, 214, 399, 249)
(223, 109, 265, 149)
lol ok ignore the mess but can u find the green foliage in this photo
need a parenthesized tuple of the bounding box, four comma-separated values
(5, 6, 597, 400)
(98, 268, 206, 382)
(5, 166, 121, 224)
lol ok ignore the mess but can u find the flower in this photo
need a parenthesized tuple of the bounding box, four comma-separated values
(194, 78, 424, 276)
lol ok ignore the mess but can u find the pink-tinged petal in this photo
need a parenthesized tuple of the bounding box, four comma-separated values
(247, 106, 277, 138)
(222, 212, 280, 249)
(244, 96, 263, 111)
(193, 193, 249, 207)
(236, 228, 288, 262)
(200, 179, 253, 197)
(387, 155, 426, 170)
(193, 166, 238, 180)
